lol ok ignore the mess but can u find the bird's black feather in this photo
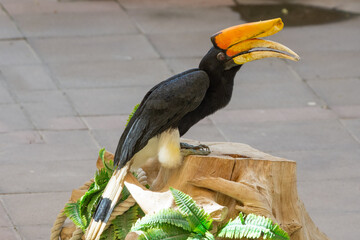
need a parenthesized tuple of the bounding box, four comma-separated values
(114, 69, 209, 168)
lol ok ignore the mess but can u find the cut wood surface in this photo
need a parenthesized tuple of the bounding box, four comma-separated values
(60, 140, 329, 240)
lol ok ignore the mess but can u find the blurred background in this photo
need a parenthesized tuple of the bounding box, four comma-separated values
(0, 0, 359, 239)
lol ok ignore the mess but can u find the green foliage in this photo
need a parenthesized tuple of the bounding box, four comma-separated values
(132, 189, 289, 240)
(101, 205, 143, 240)
(126, 104, 140, 127)
(99, 148, 114, 175)
(100, 225, 117, 240)
(64, 202, 87, 231)
(132, 188, 215, 239)
(132, 208, 191, 232)
(217, 212, 289, 240)
(137, 227, 191, 240)
(170, 187, 213, 235)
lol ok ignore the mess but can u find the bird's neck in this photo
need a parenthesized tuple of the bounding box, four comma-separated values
(178, 66, 240, 136)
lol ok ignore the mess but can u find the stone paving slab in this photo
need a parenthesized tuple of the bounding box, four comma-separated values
(0, 40, 41, 66)
(297, 177, 360, 239)
(0, 227, 20, 240)
(18, 225, 52, 240)
(66, 87, 149, 115)
(289, 51, 360, 81)
(149, 32, 212, 58)
(182, 118, 228, 142)
(1, 192, 69, 226)
(234, 59, 299, 85)
(228, 80, 323, 109)
(0, 14, 23, 40)
(272, 18, 360, 53)
(332, 105, 360, 119)
(28, 35, 159, 64)
(211, 107, 338, 123)
(213, 118, 359, 152)
(274, 148, 360, 181)
(13, 11, 138, 38)
(128, 7, 242, 34)
(3, 0, 123, 15)
(83, 115, 128, 130)
(0, 159, 95, 193)
(0, 104, 34, 133)
(165, 57, 202, 74)
(50, 59, 172, 89)
(0, 202, 12, 227)
(307, 78, 360, 106)
(0, 141, 99, 164)
(0, 65, 57, 92)
(299, 178, 360, 212)
(118, 0, 234, 9)
(341, 119, 360, 143)
(0, 78, 13, 104)
(308, 210, 360, 240)
(0, 130, 43, 147)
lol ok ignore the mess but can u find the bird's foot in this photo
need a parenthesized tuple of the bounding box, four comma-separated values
(180, 142, 211, 157)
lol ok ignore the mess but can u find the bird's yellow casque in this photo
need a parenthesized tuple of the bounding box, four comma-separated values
(211, 18, 299, 67)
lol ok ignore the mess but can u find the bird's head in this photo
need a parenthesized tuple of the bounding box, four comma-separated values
(199, 18, 299, 76)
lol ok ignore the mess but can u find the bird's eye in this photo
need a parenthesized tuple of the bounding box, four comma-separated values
(217, 52, 226, 61)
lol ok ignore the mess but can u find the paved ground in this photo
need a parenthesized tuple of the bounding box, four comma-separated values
(0, 0, 359, 239)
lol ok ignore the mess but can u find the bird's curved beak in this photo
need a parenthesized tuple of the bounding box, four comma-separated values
(211, 18, 300, 69)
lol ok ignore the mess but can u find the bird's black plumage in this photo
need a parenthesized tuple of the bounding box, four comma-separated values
(114, 69, 210, 168)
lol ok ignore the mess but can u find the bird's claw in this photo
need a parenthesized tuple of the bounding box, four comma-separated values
(180, 142, 211, 156)
(196, 144, 210, 152)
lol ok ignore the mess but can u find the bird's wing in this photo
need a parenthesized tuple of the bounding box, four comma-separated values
(114, 69, 209, 168)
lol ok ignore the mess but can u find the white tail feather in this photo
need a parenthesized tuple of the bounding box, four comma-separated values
(85, 163, 130, 240)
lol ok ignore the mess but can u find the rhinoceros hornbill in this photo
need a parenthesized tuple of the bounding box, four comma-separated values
(85, 18, 299, 239)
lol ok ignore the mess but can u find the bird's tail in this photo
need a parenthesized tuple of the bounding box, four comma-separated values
(85, 163, 130, 240)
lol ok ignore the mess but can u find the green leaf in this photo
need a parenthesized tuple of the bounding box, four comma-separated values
(99, 148, 114, 175)
(132, 208, 191, 232)
(95, 168, 111, 187)
(112, 206, 141, 239)
(216, 212, 289, 240)
(126, 104, 140, 127)
(100, 225, 117, 240)
(84, 190, 103, 221)
(204, 231, 215, 240)
(64, 202, 87, 231)
(170, 188, 213, 235)
(138, 227, 190, 240)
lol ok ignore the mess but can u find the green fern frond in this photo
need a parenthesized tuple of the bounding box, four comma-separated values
(100, 225, 117, 240)
(132, 208, 191, 232)
(126, 104, 140, 127)
(217, 212, 289, 240)
(99, 148, 114, 175)
(64, 202, 87, 231)
(137, 227, 190, 240)
(204, 231, 216, 240)
(170, 188, 213, 234)
(186, 232, 216, 240)
(95, 167, 111, 187)
(112, 205, 141, 239)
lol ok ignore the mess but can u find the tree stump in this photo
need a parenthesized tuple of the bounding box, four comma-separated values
(124, 140, 329, 240)
(59, 140, 329, 240)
